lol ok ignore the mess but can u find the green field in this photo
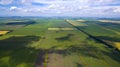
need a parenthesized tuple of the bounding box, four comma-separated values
(0, 18, 120, 67)
(68, 20, 120, 49)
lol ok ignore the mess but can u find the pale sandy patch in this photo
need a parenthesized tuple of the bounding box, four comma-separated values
(7, 20, 26, 22)
(76, 20, 86, 22)
(66, 19, 87, 26)
(99, 20, 120, 23)
(69, 22, 86, 26)
(48, 28, 77, 30)
(0, 31, 9, 35)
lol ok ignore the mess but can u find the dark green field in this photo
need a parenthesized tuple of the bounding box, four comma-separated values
(0, 18, 120, 67)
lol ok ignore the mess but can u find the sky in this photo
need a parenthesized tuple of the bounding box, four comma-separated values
(0, 0, 120, 17)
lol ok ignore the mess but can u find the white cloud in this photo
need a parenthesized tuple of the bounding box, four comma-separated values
(32, 0, 74, 4)
(47, 4, 60, 9)
(20, 0, 32, 5)
(56, 11, 62, 14)
(9, 6, 28, 12)
(113, 7, 120, 13)
(0, 0, 120, 17)
(59, 7, 65, 9)
(0, 0, 13, 5)
(10, 6, 18, 10)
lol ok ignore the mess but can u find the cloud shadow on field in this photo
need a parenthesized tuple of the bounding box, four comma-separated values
(55, 44, 101, 59)
(6, 20, 36, 26)
(0, 36, 41, 67)
(101, 49, 120, 62)
(97, 22, 120, 26)
(0, 36, 40, 50)
(76, 63, 83, 67)
(96, 36, 120, 42)
(0, 35, 120, 67)
(46, 36, 120, 63)
(55, 34, 74, 41)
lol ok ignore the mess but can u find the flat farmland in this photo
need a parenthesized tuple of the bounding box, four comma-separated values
(67, 19, 120, 50)
(0, 18, 120, 67)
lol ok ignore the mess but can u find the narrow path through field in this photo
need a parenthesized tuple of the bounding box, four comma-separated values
(34, 34, 48, 67)
(34, 26, 51, 67)
(34, 51, 46, 67)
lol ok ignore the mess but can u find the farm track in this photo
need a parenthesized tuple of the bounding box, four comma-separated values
(34, 50, 46, 67)
(34, 21, 53, 67)
(34, 33, 48, 67)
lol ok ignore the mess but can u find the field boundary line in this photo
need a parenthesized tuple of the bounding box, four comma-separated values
(66, 19, 120, 53)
